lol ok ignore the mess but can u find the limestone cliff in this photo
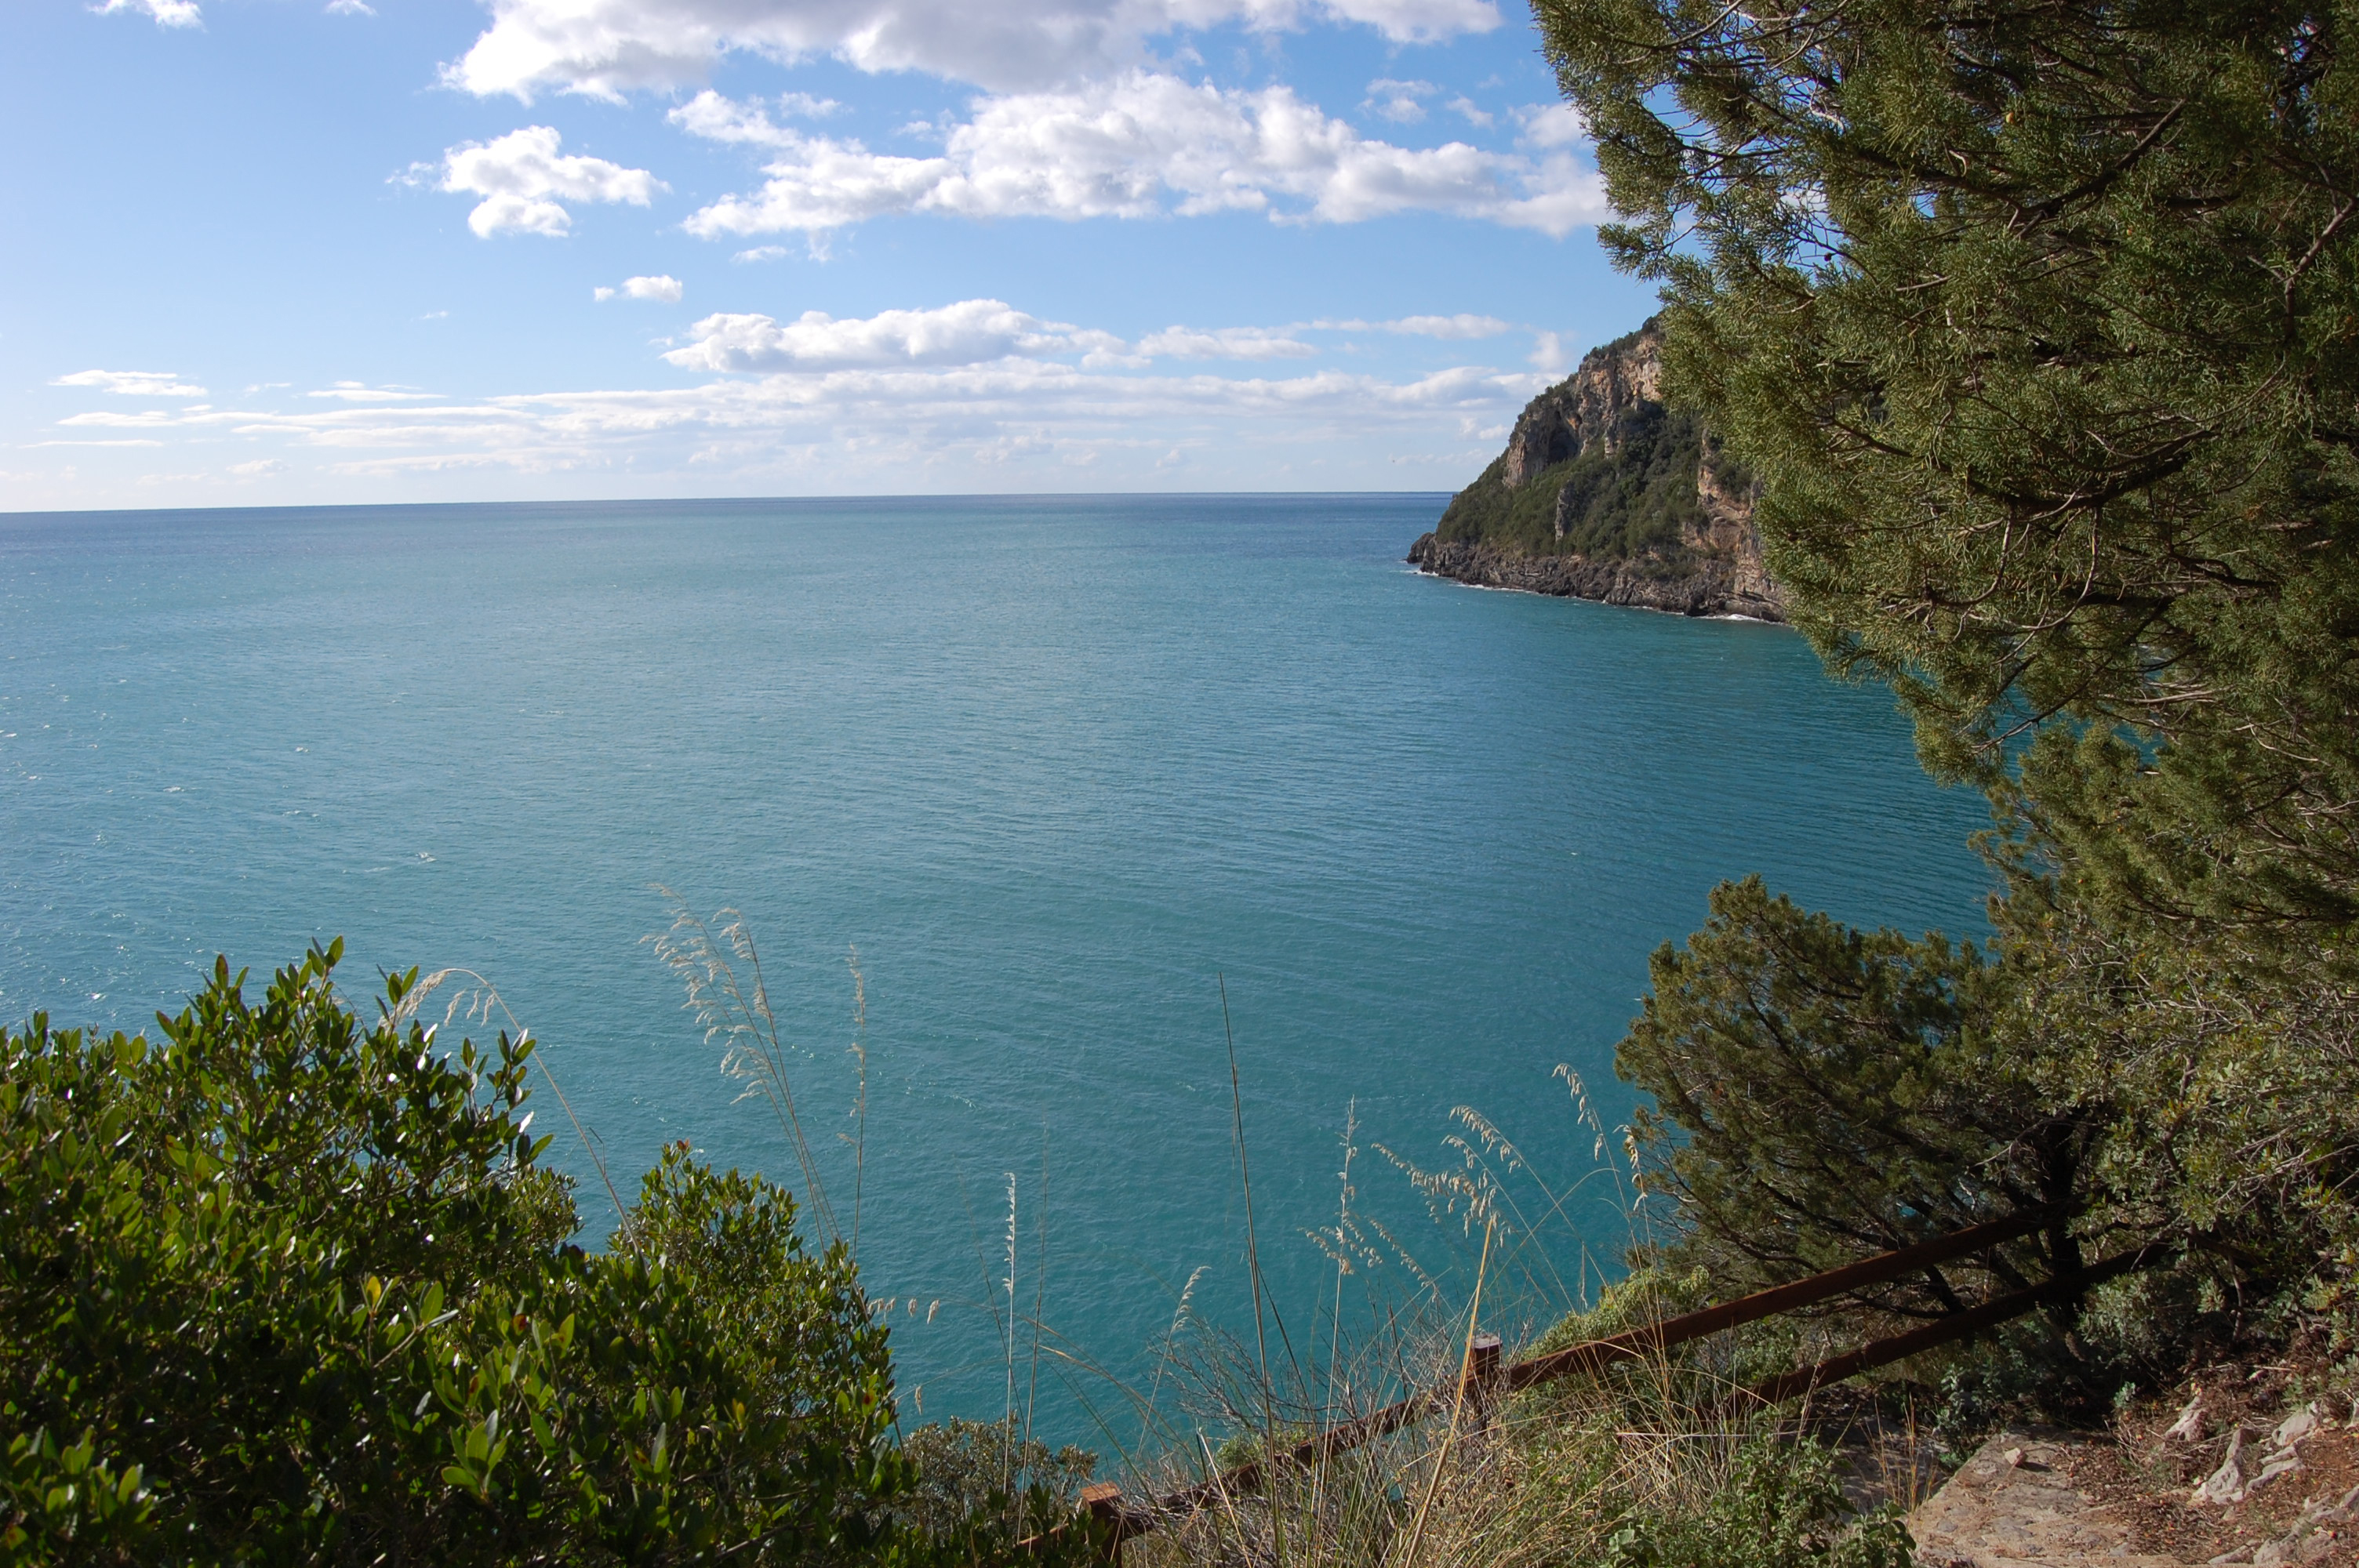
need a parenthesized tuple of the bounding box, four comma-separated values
(1408, 319, 1784, 621)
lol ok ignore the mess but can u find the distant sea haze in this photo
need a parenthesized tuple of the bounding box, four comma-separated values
(0, 494, 1991, 1440)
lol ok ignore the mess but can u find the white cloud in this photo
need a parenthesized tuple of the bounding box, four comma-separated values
(1529, 330, 1568, 372)
(53, 369, 208, 397)
(433, 126, 665, 237)
(1446, 96, 1492, 127)
(59, 410, 180, 427)
(681, 133, 953, 234)
(93, 0, 202, 26)
(1137, 325, 1314, 360)
(449, 0, 1499, 100)
(274, 359, 1543, 481)
(1514, 102, 1586, 148)
(1316, 313, 1510, 338)
(595, 274, 685, 302)
(662, 299, 1122, 371)
(1388, 313, 1510, 337)
(1362, 78, 1434, 125)
(325, 0, 375, 13)
(1320, 0, 1494, 42)
(308, 383, 438, 401)
(679, 74, 1607, 238)
(35, 297, 1567, 492)
(667, 91, 838, 146)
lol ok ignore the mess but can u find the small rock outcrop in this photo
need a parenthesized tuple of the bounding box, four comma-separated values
(1408, 318, 1785, 621)
(1906, 1421, 2359, 1568)
(1910, 1434, 2190, 1568)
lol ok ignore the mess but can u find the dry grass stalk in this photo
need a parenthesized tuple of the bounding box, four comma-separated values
(644, 887, 839, 1245)
(383, 963, 623, 1220)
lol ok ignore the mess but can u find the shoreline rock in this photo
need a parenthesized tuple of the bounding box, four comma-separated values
(1411, 318, 1787, 623)
(1405, 532, 1787, 622)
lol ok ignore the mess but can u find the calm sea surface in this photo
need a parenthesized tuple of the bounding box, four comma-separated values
(0, 495, 1990, 1443)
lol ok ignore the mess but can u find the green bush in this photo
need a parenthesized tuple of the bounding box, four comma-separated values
(890, 1417, 1096, 1544)
(0, 944, 943, 1566)
(1616, 878, 2094, 1318)
(1594, 1439, 1910, 1568)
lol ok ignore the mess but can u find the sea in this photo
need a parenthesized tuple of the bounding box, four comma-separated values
(0, 493, 1993, 1447)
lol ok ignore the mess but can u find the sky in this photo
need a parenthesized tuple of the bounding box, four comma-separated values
(0, 0, 1663, 509)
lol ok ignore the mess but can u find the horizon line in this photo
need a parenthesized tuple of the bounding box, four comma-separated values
(0, 489, 1461, 522)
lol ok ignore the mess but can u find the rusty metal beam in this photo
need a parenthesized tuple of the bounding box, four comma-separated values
(1026, 1207, 2091, 1552)
(1728, 1247, 2157, 1412)
(1501, 1207, 2062, 1393)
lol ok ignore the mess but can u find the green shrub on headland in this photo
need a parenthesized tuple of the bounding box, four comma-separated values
(1433, 395, 1721, 568)
(0, 944, 1098, 1567)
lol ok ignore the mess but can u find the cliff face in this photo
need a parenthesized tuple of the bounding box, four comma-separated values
(1408, 319, 1785, 621)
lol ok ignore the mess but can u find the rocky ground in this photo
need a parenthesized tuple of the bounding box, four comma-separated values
(1896, 1359, 2358, 1567)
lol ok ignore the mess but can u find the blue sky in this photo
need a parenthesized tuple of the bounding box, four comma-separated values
(1, 0, 1660, 509)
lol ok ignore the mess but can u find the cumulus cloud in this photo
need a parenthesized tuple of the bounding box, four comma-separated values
(449, 0, 1499, 100)
(667, 91, 839, 146)
(678, 74, 1607, 238)
(1136, 325, 1314, 360)
(595, 274, 685, 302)
(431, 126, 665, 237)
(53, 369, 208, 397)
(93, 0, 202, 26)
(1362, 78, 1434, 124)
(1514, 102, 1586, 148)
(661, 299, 1122, 371)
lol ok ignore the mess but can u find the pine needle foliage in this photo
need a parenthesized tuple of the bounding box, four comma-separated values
(1536, 0, 2359, 938)
(1536, 0, 2359, 1356)
(1618, 878, 2097, 1322)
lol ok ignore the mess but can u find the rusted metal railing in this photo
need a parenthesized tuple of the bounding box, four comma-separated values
(1040, 1207, 2145, 1557)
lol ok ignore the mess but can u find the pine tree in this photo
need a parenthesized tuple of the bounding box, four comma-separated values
(1539, 2, 2359, 1352)
(1537, 0, 2359, 935)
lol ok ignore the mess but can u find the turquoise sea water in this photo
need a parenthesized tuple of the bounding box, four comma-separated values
(1, 494, 1990, 1443)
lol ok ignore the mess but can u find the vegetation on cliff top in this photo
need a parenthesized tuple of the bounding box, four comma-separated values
(1432, 328, 1736, 571)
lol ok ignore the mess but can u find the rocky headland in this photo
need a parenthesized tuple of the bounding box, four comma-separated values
(1408, 318, 1786, 621)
